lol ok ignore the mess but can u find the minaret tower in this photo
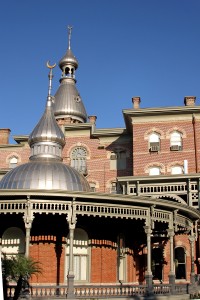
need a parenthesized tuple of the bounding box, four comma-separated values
(0, 63, 89, 191)
(53, 26, 87, 125)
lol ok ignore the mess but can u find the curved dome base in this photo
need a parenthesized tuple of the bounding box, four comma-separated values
(0, 161, 90, 191)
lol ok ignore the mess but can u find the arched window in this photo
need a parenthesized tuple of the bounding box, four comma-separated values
(149, 133, 160, 152)
(2, 227, 25, 256)
(170, 131, 182, 151)
(149, 166, 160, 176)
(9, 156, 18, 169)
(152, 247, 163, 281)
(171, 165, 183, 175)
(175, 247, 186, 279)
(70, 147, 87, 175)
(65, 228, 89, 282)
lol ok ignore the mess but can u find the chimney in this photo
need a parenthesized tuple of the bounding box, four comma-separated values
(184, 96, 196, 106)
(132, 97, 141, 109)
(0, 128, 11, 144)
(88, 115, 97, 124)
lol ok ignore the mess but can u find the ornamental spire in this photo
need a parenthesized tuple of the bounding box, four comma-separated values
(68, 25, 73, 50)
(28, 62, 65, 160)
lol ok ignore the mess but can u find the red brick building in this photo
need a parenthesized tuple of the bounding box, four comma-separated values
(0, 29, 199, 298)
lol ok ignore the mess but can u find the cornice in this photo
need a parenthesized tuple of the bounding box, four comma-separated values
(13, 135, 29, 144)
(117, 173, 200, 183)
(123, 105, 200, 117)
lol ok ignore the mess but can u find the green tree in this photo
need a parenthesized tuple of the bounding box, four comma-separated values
(2, 254, 42, 300)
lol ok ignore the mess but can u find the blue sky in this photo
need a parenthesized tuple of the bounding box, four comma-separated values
(1, 1, 200, 142)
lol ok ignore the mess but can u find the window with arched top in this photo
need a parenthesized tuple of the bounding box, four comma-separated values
(171, 165, 183, 175)
(149, 133, 160, 152)
(65, 228, 89, 282)
(9, 156, 18, 169)
(175, 246, 186, 279)
(70, 147, 87, 175)
(2, 227, 25, 256)
(170, 131, 182, 151)
(149, 166, 160, 176)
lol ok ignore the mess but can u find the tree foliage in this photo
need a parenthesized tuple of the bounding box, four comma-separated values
(2, 254, 42, 281)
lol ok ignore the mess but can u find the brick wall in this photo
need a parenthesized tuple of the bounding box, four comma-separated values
(132, 119, 200, 175)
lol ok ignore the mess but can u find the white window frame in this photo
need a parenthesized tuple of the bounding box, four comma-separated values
(9, 156, 18, 169)
(149, 133, 160, 152)
(170, 131, 182, 150)
(65, 228, 89, 282)
(171, 165, 183, 175)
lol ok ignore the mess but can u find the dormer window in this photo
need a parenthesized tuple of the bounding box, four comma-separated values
(9, 156, 18, 169)
(149, 133, 160, 152)
(170, 131, 182, 151)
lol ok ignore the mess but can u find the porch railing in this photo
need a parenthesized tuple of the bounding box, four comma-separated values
(6, 283, 191, 299)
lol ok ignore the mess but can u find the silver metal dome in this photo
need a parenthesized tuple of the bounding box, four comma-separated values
(0, 64, 90, 192)
(0, 161, 90, 191)
(29, 97, 66, 147)
(54, 80, 87, 122)
(59, 49, 78, 70)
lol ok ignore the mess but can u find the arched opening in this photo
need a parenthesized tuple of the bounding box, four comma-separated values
(175, 246, 186, 279)
(152, 247, 163, 281)
(2, 227, 25, 256)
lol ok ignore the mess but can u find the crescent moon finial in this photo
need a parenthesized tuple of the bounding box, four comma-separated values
(46, 61, 56, 69)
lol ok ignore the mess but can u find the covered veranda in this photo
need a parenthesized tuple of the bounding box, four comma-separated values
(0, 190, 199, 299)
